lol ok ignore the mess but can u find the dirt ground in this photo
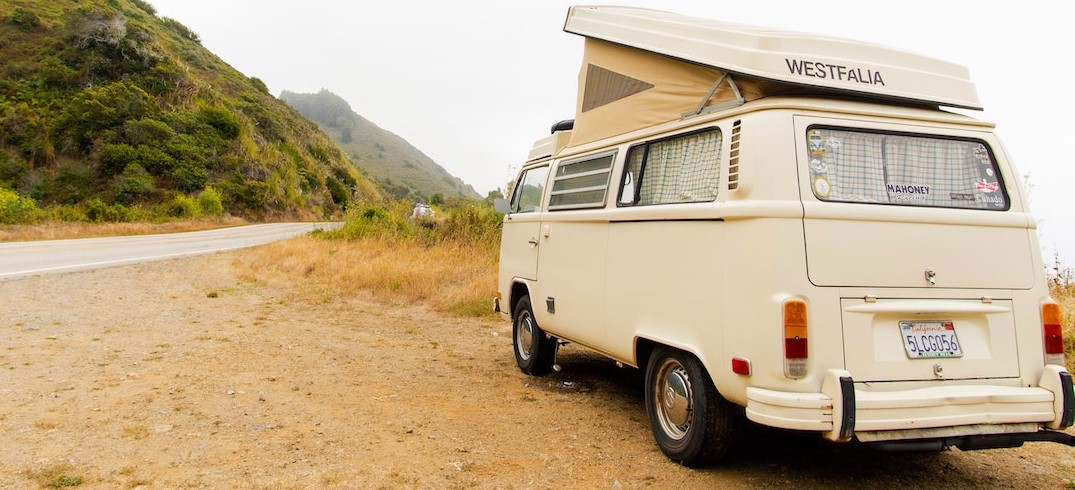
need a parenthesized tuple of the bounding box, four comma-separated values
(3, 248, 1075, 489)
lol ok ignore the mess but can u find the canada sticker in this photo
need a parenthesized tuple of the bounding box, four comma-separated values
(813, 176, 832, 197)
(976, 180, 999, 193)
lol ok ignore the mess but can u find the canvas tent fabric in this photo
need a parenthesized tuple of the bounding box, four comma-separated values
(570, 38, 795, 146)
(562, 6, 981, 148)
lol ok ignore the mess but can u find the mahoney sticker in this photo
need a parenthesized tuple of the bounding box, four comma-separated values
(886, 183, 930, 202)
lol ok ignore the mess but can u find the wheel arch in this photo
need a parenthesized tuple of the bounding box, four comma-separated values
(635, 336, 722, 392)
(508, 280, 532, 321)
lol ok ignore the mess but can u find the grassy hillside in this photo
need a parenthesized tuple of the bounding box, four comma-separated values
(0, 0, 381, 222)
(280, 89, 479, 203)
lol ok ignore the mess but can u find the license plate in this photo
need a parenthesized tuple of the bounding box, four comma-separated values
(900, 320, 964, 359)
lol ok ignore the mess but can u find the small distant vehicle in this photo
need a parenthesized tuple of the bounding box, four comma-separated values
(494, 6, 1073, 466)
(410, 203, 434, 219)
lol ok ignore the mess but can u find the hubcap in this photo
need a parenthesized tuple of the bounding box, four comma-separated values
(516, 312, 534, 361)
(654, 359, 692, 440)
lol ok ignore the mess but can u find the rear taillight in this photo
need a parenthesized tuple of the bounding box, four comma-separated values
(1043, 302, 1065, 366)
(784, 299, 808, 378)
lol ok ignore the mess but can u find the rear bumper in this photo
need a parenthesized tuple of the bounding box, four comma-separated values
(745, 366, 1075, 446)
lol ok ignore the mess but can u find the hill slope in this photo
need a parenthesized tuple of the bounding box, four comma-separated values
(280, 89, 479, 202)
(0, 0, 381, 219)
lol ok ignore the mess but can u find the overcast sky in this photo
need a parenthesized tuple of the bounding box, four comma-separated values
(150, 0, 1074, 265)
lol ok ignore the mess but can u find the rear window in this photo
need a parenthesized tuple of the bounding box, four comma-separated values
(806, 127, 1007, 210)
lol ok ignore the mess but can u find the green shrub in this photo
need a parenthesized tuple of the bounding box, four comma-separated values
(334, 204, 407, 240)
(171, 160, 209, 192)
(160, 17, 200, 43)
(10, 8, 41, 31)
(123, 118, 175, 146)
(324, 199, 504, 252)
(198, 106, 240, 139)
(0, 187, 37, 224)
(237, 180, 271, 209)
(161, 194, 199, 218)
(111, 163, 156, 204)
(326, 176, 349, 207)
(197, 187, 224, 216)
(99, 143, 138, 176)
(437, 204, 503, 245)
(35, 204, 88, 223)
(84, 197, 131, 222)
(130, 0, 156, 15)
(249, 76, 269, 94)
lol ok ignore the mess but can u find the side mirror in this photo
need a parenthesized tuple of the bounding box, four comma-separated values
(493, 198, 511, 214)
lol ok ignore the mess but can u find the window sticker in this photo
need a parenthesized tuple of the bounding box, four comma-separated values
(808, 129, 826, 155)
(810, 158, 827, 173)
(976, 180, 999, 193)
(826, 136, 842, 150)
(813, 176, 832, 197)
(886, 183, 930, 202)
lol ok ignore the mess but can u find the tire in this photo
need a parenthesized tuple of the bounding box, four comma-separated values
(512, 296, 557, 376)
(645, 347, 735, 466)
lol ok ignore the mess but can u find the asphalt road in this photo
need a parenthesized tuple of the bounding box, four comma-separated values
(0, 222, 339, 280)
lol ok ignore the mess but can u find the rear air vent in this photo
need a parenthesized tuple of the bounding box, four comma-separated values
(727, 120, 741, 190)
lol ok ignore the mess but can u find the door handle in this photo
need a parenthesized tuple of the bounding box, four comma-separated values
(527, 237, 539, 247)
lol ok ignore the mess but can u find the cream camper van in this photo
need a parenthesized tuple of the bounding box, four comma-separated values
(494, 6, 1073, 465)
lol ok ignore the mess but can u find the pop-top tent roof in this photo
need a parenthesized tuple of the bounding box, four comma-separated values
(560, 6, 981, 147)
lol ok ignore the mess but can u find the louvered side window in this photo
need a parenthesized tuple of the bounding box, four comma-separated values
(548, 153, 615, 210)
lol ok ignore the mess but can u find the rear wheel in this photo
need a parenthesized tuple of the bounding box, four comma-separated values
(512, 296, 557, 375)
(645, 347, 735, 466)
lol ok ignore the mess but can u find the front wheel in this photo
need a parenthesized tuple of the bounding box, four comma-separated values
(512, 296, 557, 376)
(645, 347, 735, 466)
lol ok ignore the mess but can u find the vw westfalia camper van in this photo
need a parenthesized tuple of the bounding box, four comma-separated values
(495, 6, 1073, 466)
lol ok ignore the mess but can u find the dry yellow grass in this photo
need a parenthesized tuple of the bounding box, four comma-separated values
(0, 217, 247, 242)
(238, 235, 499, 317)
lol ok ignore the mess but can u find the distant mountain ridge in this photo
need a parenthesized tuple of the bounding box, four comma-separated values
(280, 89, 479, 202)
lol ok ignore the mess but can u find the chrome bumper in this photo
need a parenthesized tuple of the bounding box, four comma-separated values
(745, 366, 1075, 446)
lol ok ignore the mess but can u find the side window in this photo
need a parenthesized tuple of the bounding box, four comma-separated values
(619, 129, 722, 206)
(509, 165, 550, 213)
(548, 153, 615, 210)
